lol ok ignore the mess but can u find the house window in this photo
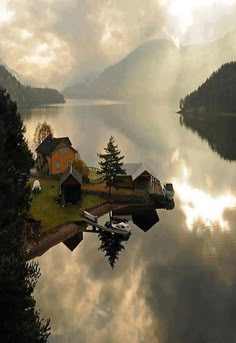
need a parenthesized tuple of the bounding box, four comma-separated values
(59, 147, 68, 155)
(67, 160, 72, 168)
(56, 161, 60, 170)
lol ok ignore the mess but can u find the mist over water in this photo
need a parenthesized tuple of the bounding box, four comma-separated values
(22, 99, 236, 342)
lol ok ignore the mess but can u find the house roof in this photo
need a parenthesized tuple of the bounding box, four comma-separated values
(60, 166, 83, 185)
(122, 163, 158, 181)
(36, 135, 75, 155)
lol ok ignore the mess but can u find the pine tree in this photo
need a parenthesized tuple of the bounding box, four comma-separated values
(97, 136, 126, 196)
(0, 88, 50, 342)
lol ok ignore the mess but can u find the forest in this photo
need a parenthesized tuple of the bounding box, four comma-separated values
(180, 62, 236, 114)
(0, 65, 65, 106)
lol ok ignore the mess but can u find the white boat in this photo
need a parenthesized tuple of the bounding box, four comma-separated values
(105, 221, 131, 233)
(83, 210, 98, 223)
(163, 183, 175, 200)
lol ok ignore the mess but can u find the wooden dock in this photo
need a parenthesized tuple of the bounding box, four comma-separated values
(82, 217, 131, 236)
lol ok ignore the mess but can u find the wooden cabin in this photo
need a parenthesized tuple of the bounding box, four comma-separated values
(115, 163, 161, 193)
(60, 167, 82, 205)
(36, 134, 79, 175)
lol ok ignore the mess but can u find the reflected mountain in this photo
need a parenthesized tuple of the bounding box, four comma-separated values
(180, 114, 236, 161)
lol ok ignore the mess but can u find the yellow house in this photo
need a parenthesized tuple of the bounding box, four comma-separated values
(36, 134, 78, 175)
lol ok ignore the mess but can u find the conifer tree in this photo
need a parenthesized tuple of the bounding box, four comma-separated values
(97, 136, 126, 196)
(0, 88, 50, 342)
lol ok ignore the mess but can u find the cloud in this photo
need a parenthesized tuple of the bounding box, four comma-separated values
(0, 0, 166, 88)
(1, 1, 236, 89)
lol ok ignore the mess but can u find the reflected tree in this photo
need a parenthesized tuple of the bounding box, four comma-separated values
(98, 232, 126, 269)
(180, 115, 236, 161)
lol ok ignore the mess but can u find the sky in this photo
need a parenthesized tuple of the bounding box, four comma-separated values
(1, 0, 236, 88)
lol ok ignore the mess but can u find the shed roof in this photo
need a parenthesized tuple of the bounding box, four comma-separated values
(122, 163, 158, 181)
(60, 166, 83, 186)
(36, 135, 74, 155)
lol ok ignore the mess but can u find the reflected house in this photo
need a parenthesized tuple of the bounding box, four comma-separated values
(63, 232, 83, 251)
(35, 134, 79, 175)
(60, 166, 82, 205)
(132, 209, 160, 232)
(112, 207, 160, 233)
(115, 163, 162, 193)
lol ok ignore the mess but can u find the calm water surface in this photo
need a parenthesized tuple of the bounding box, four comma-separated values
(22, 99, 236, 343)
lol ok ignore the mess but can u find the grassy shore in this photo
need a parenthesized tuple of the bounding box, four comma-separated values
(30, 169, 146, 234)
(30, 177, 106, 233)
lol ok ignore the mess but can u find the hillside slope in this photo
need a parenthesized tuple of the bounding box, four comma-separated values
(180, 62, 236, 114)
(0, 65, 65, 106)
(63, 31, 236, 101)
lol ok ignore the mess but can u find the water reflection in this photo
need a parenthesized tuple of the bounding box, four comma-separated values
(173, 165, 236, 231)
(180, 114, 236, 161)
(62, 207, 162, 269)
(26, 100, 236, 342)
(63, 232, 83, 251)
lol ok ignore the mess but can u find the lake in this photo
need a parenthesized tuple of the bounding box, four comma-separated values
(21, 99, 236, 343)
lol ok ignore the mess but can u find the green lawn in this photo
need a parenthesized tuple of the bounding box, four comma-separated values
(30, 178, 106, 232)
(88, 170, 102, 181)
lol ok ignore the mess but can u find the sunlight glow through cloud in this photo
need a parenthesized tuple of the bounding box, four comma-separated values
(0, 0, 14, 23)
(166, 0, 236, 38)
(174, 164, 236, 231)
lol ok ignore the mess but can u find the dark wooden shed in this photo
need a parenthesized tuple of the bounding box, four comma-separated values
(60, 167, 82, 205)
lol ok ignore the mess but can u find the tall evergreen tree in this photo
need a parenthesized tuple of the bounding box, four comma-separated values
(0, 88, 50, 342)
(97, 136, 126, 196)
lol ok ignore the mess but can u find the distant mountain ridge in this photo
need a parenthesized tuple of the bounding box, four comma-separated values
(0, 64, 65, 106)
(63, 31, 236, 101)
(180, 62, 236, 114)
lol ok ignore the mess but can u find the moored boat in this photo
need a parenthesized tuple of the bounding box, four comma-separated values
(163, 183, 175, 200)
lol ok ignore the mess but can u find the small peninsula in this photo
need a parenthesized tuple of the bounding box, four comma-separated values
(0, 64, 65, 106)
(179, 62, 236, 115)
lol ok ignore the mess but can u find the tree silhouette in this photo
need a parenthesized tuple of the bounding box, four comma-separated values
(98, 232, 126, 269)
(0, 88, 50, 342)
(0, 64, 65, 106)
(180, 62, 236, 114)
(97, 136, 126, 196)
(33, 121, 54, 148)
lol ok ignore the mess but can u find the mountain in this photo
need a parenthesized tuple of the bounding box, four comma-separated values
(63, 31, 236, 101)
(0, 64, 65, 106)
(180, 62, 236, 114)
(63, 82, 89, 98)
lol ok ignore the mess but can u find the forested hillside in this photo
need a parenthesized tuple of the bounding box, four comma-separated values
(180, 62, 236, 114)
(0, 65, 65, 106)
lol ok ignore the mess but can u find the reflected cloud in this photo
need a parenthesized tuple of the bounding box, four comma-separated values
(174, 165, 236, 231)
